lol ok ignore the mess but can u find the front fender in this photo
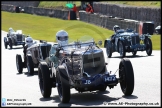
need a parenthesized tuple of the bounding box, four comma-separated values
(104, 39, 111, 48)
(4, 37, 8, 42)
(105, 39, 112, 48)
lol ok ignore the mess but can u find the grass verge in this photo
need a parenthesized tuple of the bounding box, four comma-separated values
(1, 11, 160, 50)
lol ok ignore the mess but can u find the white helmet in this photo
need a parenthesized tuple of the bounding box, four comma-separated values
(9, 27, 14, 32)
(56, 30, 68, 46)
(25, 37, 33, 47)
(113, 25, 120, 33)
(9, 27, 13, 31)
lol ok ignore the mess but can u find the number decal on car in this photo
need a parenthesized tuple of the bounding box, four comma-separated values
(105, 76, 116, 82)
(84, 80, 91, 84)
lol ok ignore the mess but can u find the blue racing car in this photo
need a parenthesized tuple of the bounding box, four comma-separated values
(104, 29, 152, 58)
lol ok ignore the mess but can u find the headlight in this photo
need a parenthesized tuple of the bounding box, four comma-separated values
(140, 40, 144, 44)
(140, 35, 145, 40)
(127, 36, 131, 41)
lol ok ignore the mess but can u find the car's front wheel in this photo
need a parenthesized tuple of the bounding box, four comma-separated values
(119, 58, 134, 95)
(9, 38, 12, 49)
(16, 54, 23, 73)
(106, 42, 112, 58)
(22, 44, 25, 48)
(118, 41, 126, 58)
(38, 62, 52, 98)
(56, 65, 70, 103)
(132, 51, 137, 56)
(145, 38, 152, 56)
(98, 85, 107, 91)
(4, 37, 8, 49)
(4, 42, 8, 49)
(26, 55, 34, 75)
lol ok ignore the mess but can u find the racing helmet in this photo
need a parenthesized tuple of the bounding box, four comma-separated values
(113, 25, 120, 33)
(9, 27, 13, 32)
(25, 36, 33, 47)
(56, 30, 68, 46)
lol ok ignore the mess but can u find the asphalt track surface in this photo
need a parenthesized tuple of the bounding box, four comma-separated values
(1, 30, 161, 107)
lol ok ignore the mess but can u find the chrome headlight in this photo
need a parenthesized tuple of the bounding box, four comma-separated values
(127, 36, 131, 41)
(140, 35, 145, 40)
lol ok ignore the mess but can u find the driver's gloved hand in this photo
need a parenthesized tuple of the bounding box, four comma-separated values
(55, 47, 61, 58)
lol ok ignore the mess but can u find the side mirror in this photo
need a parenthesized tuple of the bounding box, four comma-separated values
(98, 40, 102, 46)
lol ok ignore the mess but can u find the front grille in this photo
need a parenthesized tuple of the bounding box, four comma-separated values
(83, 52, 105, 75)
(132, 36, 140, 45)
(83, 57, 100, 63)
(17, 35, 22, 41)
(41, 45, 51, 60)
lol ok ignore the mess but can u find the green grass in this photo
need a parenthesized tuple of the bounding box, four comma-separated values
(1, 11, 113, 47)
(38, 1, 160, 8)
(1, 11, 161, 50)
(101, 1, 161, 8)
(151, 35, 161, 50)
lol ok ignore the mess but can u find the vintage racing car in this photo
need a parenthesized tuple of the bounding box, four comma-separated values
(4, 28, 26, 49)
(38, 36, 134, 103)
(16, 40, 52, 75)
(104, 29, 152, 58)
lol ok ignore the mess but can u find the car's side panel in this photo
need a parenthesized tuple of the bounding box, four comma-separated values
(28, 46, 37, 65)
(33, 46, 39, 64)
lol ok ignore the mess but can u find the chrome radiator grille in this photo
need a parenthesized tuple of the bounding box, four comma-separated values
(16, 35, 22, 41)
(132, 36, 140, 45)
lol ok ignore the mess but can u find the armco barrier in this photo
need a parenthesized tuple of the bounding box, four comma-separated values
(93, 2, 161, 27)
(79, 11, 140, 33)
(1, 4, 15, 12)
(1, 4, 69, 20)
(1, 4, 156, 34)
(1, 1, 40, 8)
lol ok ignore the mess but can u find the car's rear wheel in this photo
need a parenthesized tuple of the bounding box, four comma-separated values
(132, 51, 137, 56)
(145, 38, 152, 56)
(16, 54, 23, 73)
(56, 65, 70, 103)
(118, 41, 126, 58)
(26, 55, 34, 75)
(38, 62, 52, 98)
(106, 42, 112, 58)
(119, 58, 134, 95)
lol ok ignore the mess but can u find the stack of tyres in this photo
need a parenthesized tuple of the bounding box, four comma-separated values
(142, 22, 154, 35)
(69, 10, 76, 20)
(15, 6, 20, 13)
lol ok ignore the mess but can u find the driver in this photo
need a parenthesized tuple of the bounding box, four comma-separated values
(56, 30, 68, 47)
(23, 36, 34, 67)
(113, 25, 120, 33)
(111, 25, 120, 43)
(8, 27, 15, 35)
(49, 30, 69, 67)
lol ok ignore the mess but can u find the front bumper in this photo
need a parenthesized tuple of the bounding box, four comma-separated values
(125, 44, 146, 52)
(16, 41, 25, 45)
(74, 74, 118, 90)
